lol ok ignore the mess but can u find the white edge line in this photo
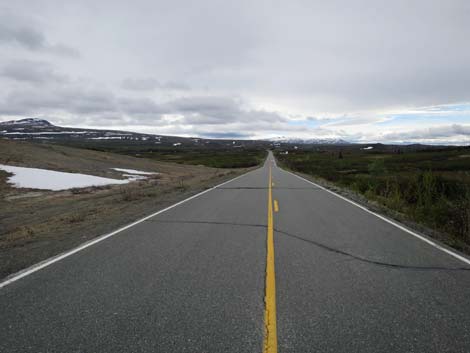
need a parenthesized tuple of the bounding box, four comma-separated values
(281, 167, 470, 266)
(0, 170, 250, 289)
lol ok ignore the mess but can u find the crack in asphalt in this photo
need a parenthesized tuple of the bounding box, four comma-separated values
(274, 228, 470, 272)
(145, 219, 470, 272)
(146, 219, 267, 229)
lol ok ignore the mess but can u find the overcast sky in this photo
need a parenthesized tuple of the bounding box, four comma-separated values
(1, 0, 470, 144)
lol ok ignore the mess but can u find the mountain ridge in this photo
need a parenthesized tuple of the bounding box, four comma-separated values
(269, 136, 351, 145)
(0, 118, 354, 146)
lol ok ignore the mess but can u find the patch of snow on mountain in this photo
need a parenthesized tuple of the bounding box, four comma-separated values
(2, 131, 89, 135)
(0, 118, 51, 126)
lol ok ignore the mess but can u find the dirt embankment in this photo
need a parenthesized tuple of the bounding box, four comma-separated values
(0, 140, 253, 279)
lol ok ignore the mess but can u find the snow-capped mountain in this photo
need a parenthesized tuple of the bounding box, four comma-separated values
(0, 118, 52, 127)
(0, 118, 169, 142)
(0, 118, 271, 148)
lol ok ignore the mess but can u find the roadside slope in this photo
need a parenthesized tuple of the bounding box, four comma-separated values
(0, 140, 252, 278)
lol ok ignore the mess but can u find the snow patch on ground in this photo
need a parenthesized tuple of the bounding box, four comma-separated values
(0, 164, 131, 191)
(122, 174, 147, 181)
(112, 168, 158, 175)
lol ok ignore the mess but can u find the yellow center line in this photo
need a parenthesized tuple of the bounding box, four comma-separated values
(274, 200, 279, 213)
(264, 164, 278, 353)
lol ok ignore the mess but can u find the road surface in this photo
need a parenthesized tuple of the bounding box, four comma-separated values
(1, 152, 470, 352)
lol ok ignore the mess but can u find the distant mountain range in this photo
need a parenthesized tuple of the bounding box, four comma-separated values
(269, 136, 351, 145)
(0, 118, 352, 147)
(0, 118, 161, 141)
(0, 118, 213, 147)
(0, 118, 265, 148)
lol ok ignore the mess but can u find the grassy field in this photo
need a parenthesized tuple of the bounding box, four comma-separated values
(51, 140, 268, 169)
(130, 149, 268, 168)
(275, 145, 470, 250)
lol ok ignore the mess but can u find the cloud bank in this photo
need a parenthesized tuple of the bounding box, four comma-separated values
(0, 1, 470, 143)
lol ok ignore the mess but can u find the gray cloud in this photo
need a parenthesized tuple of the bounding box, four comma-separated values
(167, 96, 287, 125)
(0, 87, 285, 127)
(0, 23, 44, 50)
(0, 87, 115, 115)
(1, 60, 68, 84)
(0, 12, 78, 57)
(122, 78, 189, 91)
(117, 97, 164, 116)
(121, 78, 160, 91)
(382, 124, 470, 141)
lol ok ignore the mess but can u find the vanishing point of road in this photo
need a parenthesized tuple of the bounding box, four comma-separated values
(1, 152, 470, 352)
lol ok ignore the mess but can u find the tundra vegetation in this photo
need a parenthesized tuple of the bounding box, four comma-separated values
(275, 145, 470, 251)
(53, 140, 268, 169)
(124, 148, 268, 169)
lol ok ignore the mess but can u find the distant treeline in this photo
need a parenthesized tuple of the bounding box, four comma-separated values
(52, 140, 267, 169)
(138, 149, 268, 169)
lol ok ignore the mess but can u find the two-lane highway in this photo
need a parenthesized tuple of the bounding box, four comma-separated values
(1, 152, 470, 352)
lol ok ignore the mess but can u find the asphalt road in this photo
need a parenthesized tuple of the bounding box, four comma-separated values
(1, 152, 470, 352)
